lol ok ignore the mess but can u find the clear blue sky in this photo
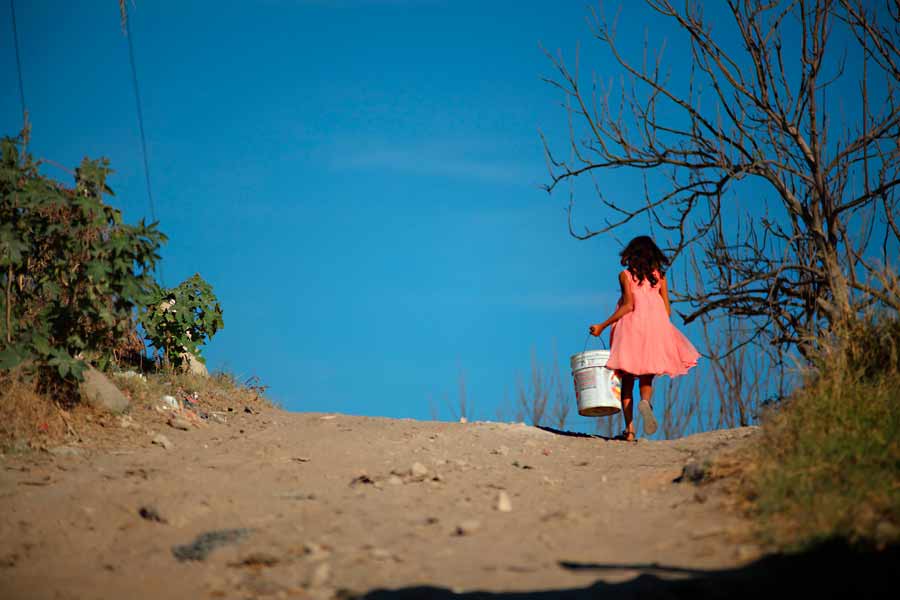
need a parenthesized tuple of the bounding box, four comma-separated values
(3, 1, 852, 431)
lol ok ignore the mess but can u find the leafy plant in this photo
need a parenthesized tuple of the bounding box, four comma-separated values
(0, 134, 166, 383)
(139, 273, 223, 368)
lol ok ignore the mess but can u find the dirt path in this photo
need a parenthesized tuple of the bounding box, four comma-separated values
(0, 408, 760, 599)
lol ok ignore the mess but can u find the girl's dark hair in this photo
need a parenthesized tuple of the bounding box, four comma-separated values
(620, 236, 669, 286)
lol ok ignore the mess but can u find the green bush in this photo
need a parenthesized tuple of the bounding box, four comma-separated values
(748, 316, 900, 549)
(0, 135, 166, 382)
(138, 273, 223, 368)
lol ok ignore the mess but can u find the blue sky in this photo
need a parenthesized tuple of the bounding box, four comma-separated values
(3, 1, 859, 432)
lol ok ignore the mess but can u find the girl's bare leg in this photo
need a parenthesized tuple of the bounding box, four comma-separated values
(620, 373, 636, 439)
(638, 374, 655, 403)
(638, 374, 658, 435)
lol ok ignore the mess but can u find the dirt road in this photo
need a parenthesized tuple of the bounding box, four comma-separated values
(1, 407, 764, 599)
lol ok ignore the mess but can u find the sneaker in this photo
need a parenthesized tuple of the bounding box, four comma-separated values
(639, 400, 658, 436)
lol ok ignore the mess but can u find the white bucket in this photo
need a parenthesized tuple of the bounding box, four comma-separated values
(570, 350, 622, 417)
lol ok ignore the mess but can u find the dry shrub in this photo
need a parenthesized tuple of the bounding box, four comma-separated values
(0, 370, 68, 450)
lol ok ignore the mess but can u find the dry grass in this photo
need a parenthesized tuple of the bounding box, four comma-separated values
(0, 371, 69, 451)
(730, 318, 900, 551)
(0, 367, 276, 454)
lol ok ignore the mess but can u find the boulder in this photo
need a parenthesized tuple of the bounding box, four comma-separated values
(180, 352, 208, 377)
(80, 367, 129, 414)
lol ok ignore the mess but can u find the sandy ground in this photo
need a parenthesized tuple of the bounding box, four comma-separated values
(0, 404, 765, 600)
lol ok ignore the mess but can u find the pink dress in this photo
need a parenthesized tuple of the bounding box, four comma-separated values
(605, 270, 700, 377)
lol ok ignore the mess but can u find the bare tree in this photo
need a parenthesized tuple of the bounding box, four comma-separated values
(542, 0, 900, 357)
(517, 349, 550, 426)
(448, 367, 471, 422)
(549, 350, 572, 429)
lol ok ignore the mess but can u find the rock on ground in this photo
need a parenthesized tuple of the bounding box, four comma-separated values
(79, 367, 129, 414)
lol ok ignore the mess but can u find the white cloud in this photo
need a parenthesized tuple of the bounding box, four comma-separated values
(331, 138, 536, 184)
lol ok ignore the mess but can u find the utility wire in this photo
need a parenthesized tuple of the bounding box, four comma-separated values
(123, 4, 164, 285)
(9, 0, 26, 125)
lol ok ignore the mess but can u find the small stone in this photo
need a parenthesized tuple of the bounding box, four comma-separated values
(309, 562, 331, 587)
(167, 416, 191, 431)
(492, 446, 510, 456)
(303, 543, 330, 561)
(387, 475, 404, 486)
(159, 395, 180, 411)
(410, 462, 429, 478)
(675, 458, 709, 484)
(209, 413, 227, 424)
(370, 547, 392, 561)
(600, 475, 608, 483)
(234, 551, 280, 567)
(496, 491, 512, 512)
(151, 434, 173, 450)
(455, 520, 481, 536)
(138, 506, 166, 523)
(48, 445, 83, 457)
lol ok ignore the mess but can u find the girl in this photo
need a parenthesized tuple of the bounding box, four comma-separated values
(589, 236, 699, 441)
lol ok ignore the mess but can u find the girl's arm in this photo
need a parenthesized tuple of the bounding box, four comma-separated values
(590, 271, 634, 335)
(660, 275, 672, 317)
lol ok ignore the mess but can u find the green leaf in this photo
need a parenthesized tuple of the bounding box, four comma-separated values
(0, 346, 25, 370)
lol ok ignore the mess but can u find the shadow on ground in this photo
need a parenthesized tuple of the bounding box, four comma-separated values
(535, 426, 612, 441)
(348, 540, 896, 599)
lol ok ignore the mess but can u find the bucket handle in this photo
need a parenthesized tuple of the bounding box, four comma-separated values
(583, 330, 609, 353)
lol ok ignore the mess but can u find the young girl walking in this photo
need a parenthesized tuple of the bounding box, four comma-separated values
(589, 236, 699, 441)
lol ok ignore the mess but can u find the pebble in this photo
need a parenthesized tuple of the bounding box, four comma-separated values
(48, 446, 83, 457)
(138, 506, 165, 523)
(167, 416, 191, 431)
(387, 475, 404, 486)
(303, 543, 331, 562)
(117, 415, 135, 428)
(151, 434, 173, 450)
(369, 547, 392, 561)
(234, 551, 280, 567)
(455, 520, 481, 536)
(410, 462, 429, 478)
(309, 562, 331, 587)
(159, 395, 180, 411)
(492, 446, 510, 456)
(676, 458, 709, 484)
(496, 491, 512, 512)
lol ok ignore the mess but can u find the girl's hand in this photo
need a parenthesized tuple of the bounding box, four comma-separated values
(589, 324, 605, 337)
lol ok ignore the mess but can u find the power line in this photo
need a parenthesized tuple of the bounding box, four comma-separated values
(9, 0, 26, 124)
(122, 4, 164, 285)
